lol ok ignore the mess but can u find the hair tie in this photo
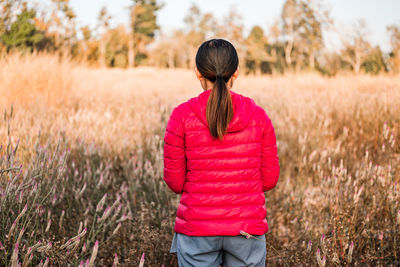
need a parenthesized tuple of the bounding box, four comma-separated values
(216, 73, 223, 79)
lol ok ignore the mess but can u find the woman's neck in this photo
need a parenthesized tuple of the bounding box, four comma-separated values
(201, 78, 234, 91)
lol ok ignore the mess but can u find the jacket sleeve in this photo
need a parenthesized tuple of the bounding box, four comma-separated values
(260, 111, 280, 192)
(163, 106, 186, 194)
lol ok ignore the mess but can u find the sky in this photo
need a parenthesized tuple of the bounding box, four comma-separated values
(69, 0, 400, 52)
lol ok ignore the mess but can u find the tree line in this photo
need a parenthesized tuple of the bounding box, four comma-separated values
(1, 0, 399, 75)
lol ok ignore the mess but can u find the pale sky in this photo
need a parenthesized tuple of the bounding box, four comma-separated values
(69, 0, 400, 52)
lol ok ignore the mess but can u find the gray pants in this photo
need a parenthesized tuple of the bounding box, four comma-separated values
(170, 232, 266, 267)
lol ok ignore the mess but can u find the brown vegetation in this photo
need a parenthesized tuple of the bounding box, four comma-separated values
(1, 1, 400, 75)
(0, 54, 399, 266)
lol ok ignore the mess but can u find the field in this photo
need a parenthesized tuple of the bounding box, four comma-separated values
(1, 54, 399, 266)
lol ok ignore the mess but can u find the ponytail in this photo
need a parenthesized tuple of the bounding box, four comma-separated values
(206, 75, 233, 140)
(195, 39, 239, 140)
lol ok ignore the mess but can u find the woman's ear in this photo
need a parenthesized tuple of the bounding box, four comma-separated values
(232, 66, 239, 80)
(194, 66, 203, 80)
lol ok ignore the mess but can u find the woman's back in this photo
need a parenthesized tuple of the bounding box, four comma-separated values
(163, 88, 280, 236)
(163, 38, 279, 266)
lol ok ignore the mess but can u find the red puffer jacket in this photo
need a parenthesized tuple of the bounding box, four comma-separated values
(163, 89, 280, 236)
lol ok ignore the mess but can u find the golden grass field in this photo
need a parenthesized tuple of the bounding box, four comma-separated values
(0, 53, 399, 266)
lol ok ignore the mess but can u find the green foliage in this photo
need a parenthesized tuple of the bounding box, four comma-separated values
(249, 25, 265, 42)
(132, 0, 163, 38)
(245, 26, 271, 74)
(361, 46, 388, 75)
(0, 0, 397, 74)
(105, 26, 130, 68)
(269, 43, 286, 74)
(127, 0, 164, 67)
(0, 9, 44, 52)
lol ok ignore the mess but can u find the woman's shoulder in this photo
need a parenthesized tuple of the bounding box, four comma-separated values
(174, 101, 191, 111)
(251, 103, 273, 127)
(252, 104, 269, 117)
(169, 101, 191, 120)
(230, 90, 273, 128)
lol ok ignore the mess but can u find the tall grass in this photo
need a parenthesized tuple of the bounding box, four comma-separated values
(0, 53, 399, 266)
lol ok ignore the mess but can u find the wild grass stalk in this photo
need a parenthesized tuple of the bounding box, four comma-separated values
(0, 54, 399, 265)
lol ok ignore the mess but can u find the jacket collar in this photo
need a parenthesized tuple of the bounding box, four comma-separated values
(188, 89, 256, 133)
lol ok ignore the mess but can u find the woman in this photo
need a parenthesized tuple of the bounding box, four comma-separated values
(163, 39, 280, 267)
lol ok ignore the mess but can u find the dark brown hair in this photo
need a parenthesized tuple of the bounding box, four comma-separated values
(195, 39, 239, 140)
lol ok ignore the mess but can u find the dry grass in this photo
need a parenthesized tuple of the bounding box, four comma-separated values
(0, 53, 399, 266)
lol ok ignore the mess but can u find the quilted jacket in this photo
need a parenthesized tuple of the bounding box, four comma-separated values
(163, 89, 280, 236)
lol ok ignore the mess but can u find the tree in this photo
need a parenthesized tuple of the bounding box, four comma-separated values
(361, 46, 388, 75)
(183, 3, 218, 68)
(267, 19, 286, 74)
(149, 30, 181, 68)
(71, 25, 96, 64)
(26, 0, 78, 54)
(97, 6, 112, 67)
(268, 18, 281, 44)
(0, 0, 26, 32)
(281, 0, 302, 67)
(129, 0, 163, 67)
(387, 24, 400, 73)
(49, 0, 77, 53)
(281, 0, 332, 70)
(245, 26, 273, 74)
(0, 0, 15, 35)
(219, 6, 245, 70)
(106, 25, 130, 68)
(340, 19, 372, 73)
(0, 0, 26, 52)
(317, 52, 342, 76)
(1, 8, 44, 52)
(299, 0, 332, 69)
